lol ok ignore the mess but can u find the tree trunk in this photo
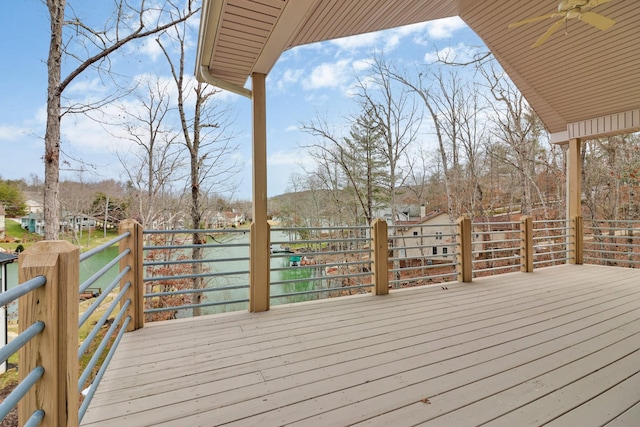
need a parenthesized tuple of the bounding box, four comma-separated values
(44, 0, 65, 240)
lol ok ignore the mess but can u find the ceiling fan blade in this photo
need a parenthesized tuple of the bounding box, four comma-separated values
(579, 11, 616, 30)
(586, 0, 613, 7)
(508, 12, 558, 28)
(532, 19, 566, 48)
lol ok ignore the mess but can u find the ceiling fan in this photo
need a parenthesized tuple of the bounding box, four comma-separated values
(508, 0, 616, 48)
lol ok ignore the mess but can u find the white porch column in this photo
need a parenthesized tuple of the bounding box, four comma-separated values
(249, 72, 270, 312)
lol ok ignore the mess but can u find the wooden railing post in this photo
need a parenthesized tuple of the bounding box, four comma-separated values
(520, 215, 533, 272)
(249, 221, 271, 312)
(457, 216, 473, 283)
(371, 219, 389, 295)
(569, 216, 584, 264)
(119, 219, 144, 331)
(18, 241, 79, 427)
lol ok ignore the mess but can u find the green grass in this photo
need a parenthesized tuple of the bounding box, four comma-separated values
(1, 218, 122, 252)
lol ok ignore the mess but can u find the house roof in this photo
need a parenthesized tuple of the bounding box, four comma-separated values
(394, 210, 449, 226)
(0, 252, 18, 265)
(196, 0, 640, 141)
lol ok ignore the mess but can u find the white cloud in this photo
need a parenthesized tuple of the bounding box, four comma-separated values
(0, 124, 31, 141)
(329, 32, 382, 51)
(425, 17, 467, 40)
(303, 59, 353, 90)
(424, 43, 480, 64)
(273, 68, 304, 92)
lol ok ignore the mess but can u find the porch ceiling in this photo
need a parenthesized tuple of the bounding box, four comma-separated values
(196, 0, 640, 140)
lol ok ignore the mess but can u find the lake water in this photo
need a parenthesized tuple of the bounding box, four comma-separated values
(3, 230, 327, 320)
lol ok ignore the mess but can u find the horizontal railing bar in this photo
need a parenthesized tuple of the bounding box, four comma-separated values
(269, 248, 372, 259)
(473, 255, 520, 264)
(473, 263, 522, 273)
(473, 222, 519, 227)
(24, 409, 45, 427)
(389, 271, 457, 284)
(583, 248, 640, 256)
(79, 249, 129, 294)
(472, 246, 519, 255)
(584, 256, 640, 265)
(388, 223, 454, 229)
(587, 219, 640, 224)
(78, 315, 131, 423)
(271, 283, 372, 299)
(532, 235, 569, 241)
(584, 226, 640, 232)
(533, 226, 570, 232)
(79, 299, 131, 392)
(144, 242, 249, 251)
(390, 242, 456, 251)
(80, 232, 130, 262)
(272, 226, 370, 232)
(0, 321, 44, 365)
(389, 253, 457, 262)
(0, 366, 44, 420)
(143, 256, 250, 266)
(78, 282, 131, 358)
(271, 237, 371, 246)
(0, 276, 46, 307)
(145, 284, 249, 298)
(584, 241, 640, 249)
(389, 263, 457, 274)
(271, 260, 371, 273)
(144, 298, 249, 314)
(533, 258, 569, 265)
(79, 266, 129, 328)
(270, 271, 372, 286)
(534, 249, 570, 257)
(143, 269, 250, 283)
(144, 228, 249, 235)
(388, 232, 457, 239)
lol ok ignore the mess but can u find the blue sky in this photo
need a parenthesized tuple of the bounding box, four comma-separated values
(0, 2, 487, 200)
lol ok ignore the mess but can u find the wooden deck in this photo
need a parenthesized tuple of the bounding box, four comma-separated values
(81, 264, 640, 426)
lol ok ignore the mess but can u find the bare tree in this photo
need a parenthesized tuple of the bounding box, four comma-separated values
(114, 76, 183, 229)
(158, 19, 240, 317)
(481, 62, 545, 216)
(44, 0, 197, 238)
(356, 55, 421, 223)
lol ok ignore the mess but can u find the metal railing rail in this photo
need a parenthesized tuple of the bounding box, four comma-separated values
(0, 275, 47, 425)
(142, 228, 251, 315)
(532, 219, 571, 266)
(77, 231, 136, 423)
(583, 220, 640, 267)
(387, 224, 458, 287)
(471, 221, 522, 275)
(270, 226, 374, 300)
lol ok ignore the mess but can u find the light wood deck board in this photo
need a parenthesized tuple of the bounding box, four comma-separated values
(81, 264, 640, 426)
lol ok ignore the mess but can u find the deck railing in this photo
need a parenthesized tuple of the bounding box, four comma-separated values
(387, 223, 458, 288)
(584, 219, 640, 267)
(270, 225, 374, 301)
(2, 215, 589, 425)
(1, 219, 142, 426)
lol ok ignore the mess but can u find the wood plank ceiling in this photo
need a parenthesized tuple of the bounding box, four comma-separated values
(196, 0, 640, 139)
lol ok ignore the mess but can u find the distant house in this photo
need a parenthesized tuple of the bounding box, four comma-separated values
(393, 211, 456, 262)
(21, 212, 46, 236)
(0, 205, 6, 240)
(61, 213, 96, 232)
(24, 199, 44, 214)
(211, 211, 247, 228)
